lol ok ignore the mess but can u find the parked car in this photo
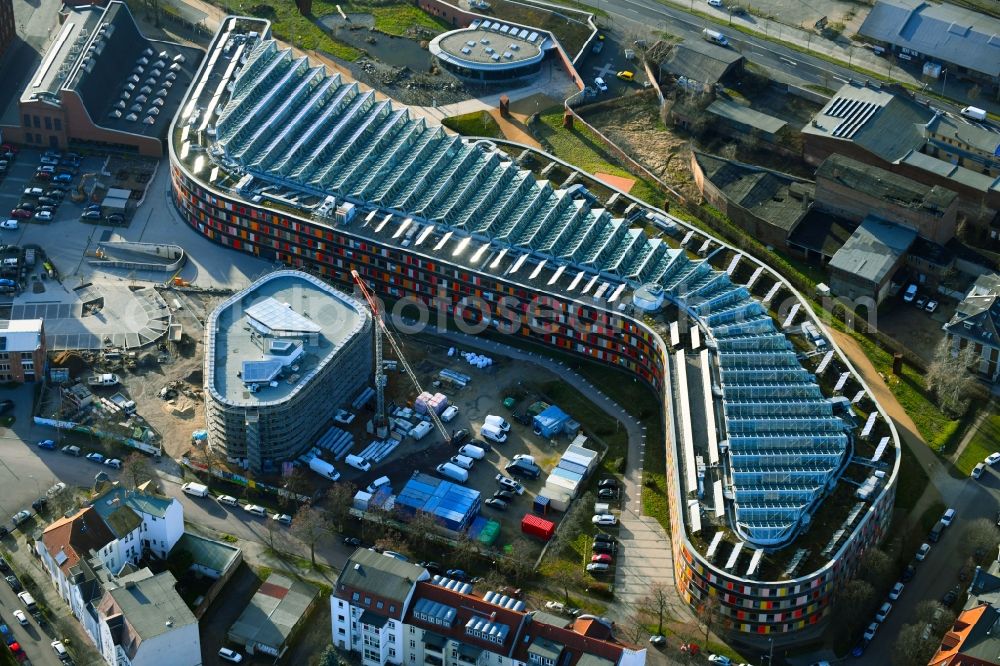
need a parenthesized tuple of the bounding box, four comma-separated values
(81, 210, 102, 220)
(85, 452, 105, 464)
(271, 513, 292, 525)
(875, 602, 892, 622)
(419, 561, 442, 574)
(34, 171, 51, 181)
(903, 284, 917, 302)
(450, 429, 470, 446)
(925, 300, 938, 313)
(0, 220, 17, 230)
(594, 77, 608, 92)
(707, 656, 732, 666)
(986, 452, 1000, 466)
(34, 210, 53, 221)
(863, 622, 878, 642)
(104, 458, 121, 469)
(218, 647, 243, 663)
(11, 611, 26, 627)
(505, 460, 540, 479)
(484, 498, 508, 511)
(53, 173, 72, 183)
(972, 462, 986, 479)
(46, 482, 66, 497)
(445, 569, 467, 580)
(592, 513, 617, 526)
(586, 562, 609, 574)
(10, 209, 31, 219)
(39, 156, 59, 166)
(592, 542, 616, 555)
(0, 400, 12, 414)
(492, 490, 515, 502)
(51, 640, 69, 660)
(901, 563, 917, 582)
(916, 543, 931, 561)
(941, 508, 956, 526)
(495, 474, 525, 494)
(544, 601, 565, 612)
(31, 498, 47, 512)
(616, 70, 634, 81)
(5, 576, 20, 591)
(941, 586, 960, 606)
(889, 582, 904, 600)
(37, 439, 55, 450)
(217, 495, 239, 506)
(591, 553, 613, 564)
(0, 557, 8, 572)
(598, 488, 618, 500)
(107, 213, 125, 225)
(342, 536, 362, 547)
(915, 295, 927, 309)
(649, 635, 667, 647)
(593, 532, 616, 543)
(243, 504, 266, 517)
(598, 478, 618, 489)
(11, 510, 31, 527)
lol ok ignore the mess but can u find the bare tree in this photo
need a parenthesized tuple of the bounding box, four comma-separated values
(406, 511, 441, 556)
(960, 518, 997, 562)
(121, 453, 155, 489)
(926, 340, 978, 417)
(290, 505, 330, 567)
(324, 482, 357, 533)
(639, 583, 673, 635)
(891, 622, 941, 666)
(545, 562, 585, 604)
(695, 593, 724, 647)
(832, 580, 877, 642)
(619, 607, 648, 644)
(497, 539, 535, 587)
(451, 532, 480, 570)
(281, 469, 309, 509)
(374, 530, 408, 556)
(858, 548, 893, 591)
(914, 600, 956, 636)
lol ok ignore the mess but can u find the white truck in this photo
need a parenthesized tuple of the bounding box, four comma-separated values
(181, 482, 209, 498)
(436, 462, 469, 483)
(702, 28, 729, 47)
(309, 456, 341, 481)
(441, 405, 459, 422)
(961, 106, 987, 121)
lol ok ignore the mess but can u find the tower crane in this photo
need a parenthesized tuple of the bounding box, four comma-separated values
(351, 270, 452, 446)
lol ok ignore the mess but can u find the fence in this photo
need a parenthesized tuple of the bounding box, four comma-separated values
(33, 416, 162, 456)
(88, 241, 187, 272)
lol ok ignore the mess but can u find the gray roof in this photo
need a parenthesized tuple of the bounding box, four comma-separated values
(945, 272, 1000, 348)
(952, 605, 1000, 663)
(106, 571, 197, 640)
(816, 154, 957, 212)
(802, 82, 934, 162)
(527, 636, 563, 660)
(659, 39, 743, 84)
(899, 151, 1000, 192)
(828, 216, 917, 283)
(707, 98, 787, 135)
(928, 115, 1000, 157)
(693, 152, 812, 233)
(967, 557, 1000, 608)
(336, 548, 427, 603)
(859, 0, 1000, 77)
(227, 573, 318, 651)
(170, 532, 241, 576)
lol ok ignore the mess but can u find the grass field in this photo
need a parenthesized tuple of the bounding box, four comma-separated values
(955, 413, 1000, 476)
(362, 2, 450, 37)
(442, 111, 503, 139)
(535, 109, 664, 206)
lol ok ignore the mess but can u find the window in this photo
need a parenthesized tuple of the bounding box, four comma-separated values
(390, 605, 396, 613)
(352, 592, 360, 602)
(377, 601, 384, 610)
(338, 628, 345, 635)
(338, 615, 346, 623)
(410, 641, 416, 648)
(44, 117, 51, 130)
(54, 118, 61, 131)
(32, 116, 39, 128)
(364, 596, 371, 606)
(389, 648, 396, 658)
(23, 114, 29, 127)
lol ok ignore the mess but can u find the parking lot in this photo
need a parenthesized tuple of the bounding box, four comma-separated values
(576, 33, 649, 100)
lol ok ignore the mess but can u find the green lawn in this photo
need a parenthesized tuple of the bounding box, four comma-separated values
(535, 110, 664, 206)
(442, 111, 503, 139)
(364, 3, 450, 36)
(955, 414, 1000, 475)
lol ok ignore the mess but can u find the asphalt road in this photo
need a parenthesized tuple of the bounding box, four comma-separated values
(860, 465, 1000, 664)
(0, 570, 65, 666)
(574, 0, 977, 116)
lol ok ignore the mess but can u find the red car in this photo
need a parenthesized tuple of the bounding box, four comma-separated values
(10, 209, 32, 219)
(591, 553, 613, 564)
(1, 144, 18, 154)
(33, 171, 51, 181)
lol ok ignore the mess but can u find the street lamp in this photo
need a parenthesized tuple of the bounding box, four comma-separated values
(941, 68, 949, 94)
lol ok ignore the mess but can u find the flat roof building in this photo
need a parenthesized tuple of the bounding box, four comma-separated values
(429, 18, 551, 81)
(204, 270, 371, 473)
(0, 318, 45, 383)
(659, 39, 744, 87)
(228, 572, 319, 658)
(828, 216, 916, 304)
(0, 1, 201, 155)
(171, 18, 902, 645)
(860, 0, 1000, 87)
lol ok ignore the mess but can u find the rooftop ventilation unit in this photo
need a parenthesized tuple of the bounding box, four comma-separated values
(135, 94, 148, 104)
(143, 47, 153, 57)
(165, 72, 177, 81)
(125, 112, 138, 121)
(152, 97, 164, 107)
(503, 51, 512, 59)
(172, 53, 185, 63)
(143, 115, 156, 125)
(140, 85, 152, 94)
(169, 62, 181, 71)
(109, 109, 122, 118)
(461, 47, 471, 55)
(155, 88, 167, 97)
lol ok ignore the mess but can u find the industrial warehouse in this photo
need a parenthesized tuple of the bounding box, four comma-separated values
(168, 16, 901, 643)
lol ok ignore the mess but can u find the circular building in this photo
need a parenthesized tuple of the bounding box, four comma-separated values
(429, 19, 550, 82)
(204, 270, 371, 473)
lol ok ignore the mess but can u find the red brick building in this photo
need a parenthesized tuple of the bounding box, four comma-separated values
(0, 319, 45, 383)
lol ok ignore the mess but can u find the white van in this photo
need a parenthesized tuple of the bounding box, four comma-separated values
(458, 444, 485, 460)
(441, 405, 459, 423)
(409, 421, 433, 441)
(450, 454, 475, 470)
(366, 476, 390, 493)
(243, 504, 266, 517)
(960, 106, 987, 121)
(484, 415, 510, 432)
(182, 482, 209, 498)
(481, 423, 507, 443)
(346, 454, 372, 472)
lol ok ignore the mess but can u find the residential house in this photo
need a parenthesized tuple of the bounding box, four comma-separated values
(332, 548, 646, 666)
(0, 319, 45, 382)
(95, 569, 200, 666)
(927, 549, 1000, 665)
(89, 483, 184, 570)
(37, 507, 116, 611)
(943, 272, 1000, 383)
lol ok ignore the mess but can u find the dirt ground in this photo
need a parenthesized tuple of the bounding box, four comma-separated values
(868, 298, 953, 367)
(580, 96, 700, 203)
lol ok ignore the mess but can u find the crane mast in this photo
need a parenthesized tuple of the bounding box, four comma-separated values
(351, 271, 451, 445)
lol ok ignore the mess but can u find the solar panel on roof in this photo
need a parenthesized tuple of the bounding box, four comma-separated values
(518, 29, 529, 39)
(528, 31, 539, 42)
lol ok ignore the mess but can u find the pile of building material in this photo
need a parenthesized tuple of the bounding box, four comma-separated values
(315, 425, 354, 460)
(438, 369, 471, 388)
(415, 391, 448, 415)
(357, 438, 400, 463)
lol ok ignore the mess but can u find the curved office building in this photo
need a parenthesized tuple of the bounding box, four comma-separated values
(204, 270, 371, 473)
(428, 19, 550, 82)
(172, 17, 901, 643)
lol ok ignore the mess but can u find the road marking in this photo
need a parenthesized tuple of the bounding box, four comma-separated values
(780, 57, 798, 67)
(833, 75, 848, 83)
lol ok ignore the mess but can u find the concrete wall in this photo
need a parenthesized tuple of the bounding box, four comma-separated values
(191, 548, 243, 619)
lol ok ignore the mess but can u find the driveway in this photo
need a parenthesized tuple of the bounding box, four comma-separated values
(198, 562, 261, 665)
(0, 566, 65, 666)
